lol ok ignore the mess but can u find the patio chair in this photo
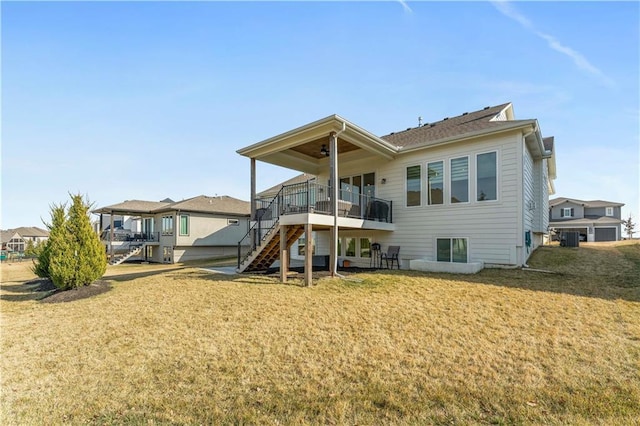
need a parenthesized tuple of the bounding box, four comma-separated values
(381, 245, 400, 269)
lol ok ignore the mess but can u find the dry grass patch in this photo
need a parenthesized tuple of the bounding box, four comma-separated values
(1, 244, 639, 425)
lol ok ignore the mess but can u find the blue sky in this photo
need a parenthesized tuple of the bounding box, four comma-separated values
(2, 1, 639, 229)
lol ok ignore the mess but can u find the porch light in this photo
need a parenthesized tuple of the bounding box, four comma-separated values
(320, 144, 330, 157)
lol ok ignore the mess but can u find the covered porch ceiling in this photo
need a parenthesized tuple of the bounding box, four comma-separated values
(236, 115, 398, 174)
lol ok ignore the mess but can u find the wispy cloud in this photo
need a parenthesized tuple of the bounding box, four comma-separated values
(491, 1, 615, 88)
(397, 0, 413, 14)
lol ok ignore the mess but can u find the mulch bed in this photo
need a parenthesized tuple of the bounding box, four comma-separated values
(26, 278, 112, 303)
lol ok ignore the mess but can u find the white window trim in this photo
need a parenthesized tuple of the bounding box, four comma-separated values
(179, 214, 189, 236)
(475, 150, 499, 203)
(405, 164, 422, 208)
(563, 208, 572, 217)
(605, 207, 614, 217)
(161, 215, 174, 236)
(435, 237, 469, 263)
(426, 159, 445, 206)
(449, 156, 470, 205)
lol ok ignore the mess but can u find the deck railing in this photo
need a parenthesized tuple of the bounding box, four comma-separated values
(237, 180, 393, 269)
(267, 181, 393, 222)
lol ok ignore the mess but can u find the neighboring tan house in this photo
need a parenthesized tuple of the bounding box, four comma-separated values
(549, 197, 624, 242)
(0, 227, 49, 258)
(236, 102, 556, 285)
(93, 195, 250, 264)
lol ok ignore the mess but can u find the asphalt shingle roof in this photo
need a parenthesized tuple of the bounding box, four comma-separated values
(94, 200, 172, 214)
(381, 103, 535, 150)
(94, 196, 250, 216)
(0, 227, 49, 243)
(550, 197, 624, 208)
(154, 195, 250, 216)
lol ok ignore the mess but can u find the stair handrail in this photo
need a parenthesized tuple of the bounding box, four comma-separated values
(237, 185, 285, 268)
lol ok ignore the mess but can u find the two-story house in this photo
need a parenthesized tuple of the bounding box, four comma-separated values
(549, 198, 625, 242)
(236, 102, 556, 285)
(0, 226, 49, 257)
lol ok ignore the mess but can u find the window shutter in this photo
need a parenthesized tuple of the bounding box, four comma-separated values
(561, 209, 564, 217)
(571, 208, 574, 217)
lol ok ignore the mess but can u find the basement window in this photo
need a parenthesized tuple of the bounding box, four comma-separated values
(437, 238, 468, 263)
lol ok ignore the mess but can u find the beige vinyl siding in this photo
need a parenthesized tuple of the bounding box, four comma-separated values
(523, 147, 535, 235)
(541, 160, 550, 232)
(311, 131, 527, 266)
(173, 246, 239, 262)
(373, 132, 522, 266)
(174, 213, 248, 247)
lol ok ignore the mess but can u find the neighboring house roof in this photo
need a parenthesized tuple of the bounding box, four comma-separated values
(258, 173, 315, 198)
(550, 197, 625, 208)
(381, 103, 536, 151)
(153, 195, 250, 216)
(14, 226, 49, 238)
(93, 200, 172, 215)
(549, 217, 624, 226)
(0, 230, 19, 244)
(94, 196, 250, 216)
(0, 227, 49, 243)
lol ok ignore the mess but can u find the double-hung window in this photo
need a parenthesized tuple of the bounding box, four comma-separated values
(476, 152, 497, 201)
(427, 161, 444, 205)
(179, 214, 189, 236)
(162, 215, 174, 235)
(437, 238, 468, 263)
(406, 165, 421, 207)
(561, 208, 573, 218)
(450, 157, 469, 203)
(605, 207, 614, 216)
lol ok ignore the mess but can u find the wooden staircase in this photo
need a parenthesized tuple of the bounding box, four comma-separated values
(238, 225, 305, 273)
(109, 243, 145, 266)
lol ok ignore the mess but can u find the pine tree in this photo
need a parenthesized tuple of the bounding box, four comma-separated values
(47, 203, 75, 289)
(33, 203, 66, 279)
(62, 194, 107, 288)
(623, 214, 636, 239)
(44, 194, 107, 290)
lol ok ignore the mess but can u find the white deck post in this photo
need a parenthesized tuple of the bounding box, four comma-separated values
(304, 223, 313, 286)
(250, 158, 256, 248)
(329, 131, 339, 277)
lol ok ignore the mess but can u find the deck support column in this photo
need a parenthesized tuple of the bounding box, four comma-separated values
(280, 225, 288, 283)
(329, 131, 339, 277)
(250, 158, 257, 248)
(304, 223, 313, 286)
(109, 212, 114, 261)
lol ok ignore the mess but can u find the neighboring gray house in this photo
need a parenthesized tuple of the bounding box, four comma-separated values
(549, 197, 625, 242)
(236, 102, 557, 285)
(93, 195, 250, 264)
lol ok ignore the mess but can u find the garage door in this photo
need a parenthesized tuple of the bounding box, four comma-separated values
(595, 228, 616, 241)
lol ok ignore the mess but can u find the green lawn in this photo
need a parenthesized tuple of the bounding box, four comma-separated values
(1, 242, 639, 425)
